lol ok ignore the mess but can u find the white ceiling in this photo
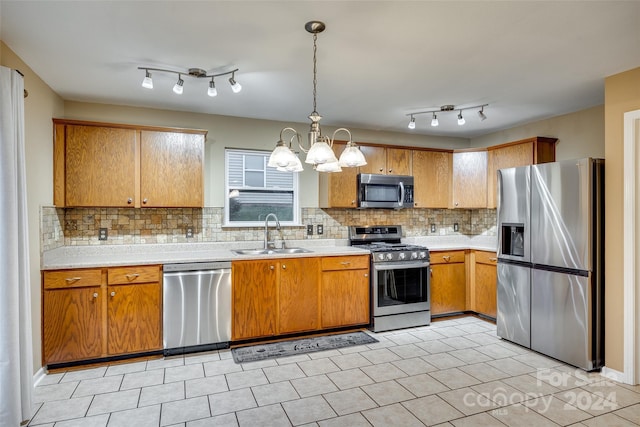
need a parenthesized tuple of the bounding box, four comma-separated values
(2, 1, 639, 138)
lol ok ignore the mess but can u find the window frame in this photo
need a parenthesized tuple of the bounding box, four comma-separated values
(224, 148, 301, 227)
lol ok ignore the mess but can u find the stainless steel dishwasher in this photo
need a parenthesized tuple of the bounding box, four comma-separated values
(163, 261, 231, 355)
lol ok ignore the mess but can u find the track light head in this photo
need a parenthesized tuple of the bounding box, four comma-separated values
(141, 70, 153, 89)
(431, 113, 439, 127)
(408, 116, 416, 129)
(173, 75, 184, 94)
(229, 72, 242, 93)
(478, 107, 487, 121)
(208, 78, 218, 97)
(457, 111, 465, 126)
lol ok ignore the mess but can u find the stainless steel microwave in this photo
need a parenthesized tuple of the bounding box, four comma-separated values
(357, 173, 414, 209)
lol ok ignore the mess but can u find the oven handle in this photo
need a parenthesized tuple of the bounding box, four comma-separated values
(373, 261, 430, 271)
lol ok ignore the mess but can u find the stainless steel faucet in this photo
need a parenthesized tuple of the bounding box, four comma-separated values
(264, 213, 281, 249)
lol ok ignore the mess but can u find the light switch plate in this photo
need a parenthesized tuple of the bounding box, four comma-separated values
(454, 223, 459, 232)
(98, 228, 108, 241)
(186, 227, 194, 238)
(317, 224, 324, 235)
(307, 224, 313, 235)
(430, 224, 436, 233)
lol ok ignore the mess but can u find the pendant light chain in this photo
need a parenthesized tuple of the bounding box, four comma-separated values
(312, 33, 318, 115)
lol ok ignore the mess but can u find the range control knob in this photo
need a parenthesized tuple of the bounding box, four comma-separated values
(385, 253, 393, 261)
(377, 253, 386, 261)
(411, 252, 418, 260)
(398, 252, 406, 260)
(419, 251, 427, 259)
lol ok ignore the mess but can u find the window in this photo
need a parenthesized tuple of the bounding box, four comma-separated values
(224, 149, 300, 226)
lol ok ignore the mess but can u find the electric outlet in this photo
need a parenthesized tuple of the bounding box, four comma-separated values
(430, 224, 436, 233)
(98, 228, 108, 241)
(186, 227, 194, 238)
(307, 224, 314, 236)
(454, 223, 459, 232)
(317, 224, 324, 235)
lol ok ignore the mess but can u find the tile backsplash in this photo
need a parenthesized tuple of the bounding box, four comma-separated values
(41, 206, 496, 251)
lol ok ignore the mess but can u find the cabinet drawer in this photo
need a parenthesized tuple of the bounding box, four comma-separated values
(475, 251, 498, 265)
(430, 250, 466, 264)
(321, 255, 370, 271)
(44, 269, 104, 289)
(108, 265, 160, 285)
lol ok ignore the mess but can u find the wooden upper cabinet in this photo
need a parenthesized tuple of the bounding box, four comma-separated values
(412, 150, 452, 208)
(62, 125, 137, 207)
(359, 146, 412, 175)
(140, 130, 204, 207)
(486, 137, 557, 208)
(452, 149, 488, 208)
(319, 142, 359, 208)
(53, 119, 206, 208)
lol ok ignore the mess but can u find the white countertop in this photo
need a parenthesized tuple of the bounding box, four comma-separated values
(41, 235, 497, 270)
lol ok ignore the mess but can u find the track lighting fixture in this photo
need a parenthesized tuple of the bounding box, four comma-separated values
(173, 75, 184, 94)
(138, 66, 240, 97)
(478, 106, 487, 121)
(406, 104, 488, 129)
(270, 20, 366, 173)
(408, 115, 416, 129)
(208, 78, 217, 97)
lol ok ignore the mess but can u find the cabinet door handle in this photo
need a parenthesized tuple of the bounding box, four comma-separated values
(127, 198, 133, 204)
(340, 261, 351, 265)
(442, 255, 451, 261)
(269, 265, 275, 270)
(455, 202, 459, 207)
(379, 168, 383, 172)
(142, 198, 148, 204)
(92, 292, 98, 299)
(388, 169, 392, 173)
(364, 273, 368, 278)
(65, 277, 82, 282)
(351, 200, 355, 205)
(110, 291, 116, 297)
(489, 257, 497, 262)
(125, 273, 139, 280)
(282, 265, 286, 269)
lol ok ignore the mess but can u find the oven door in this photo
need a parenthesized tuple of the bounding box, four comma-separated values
(372, 261, 430, 316)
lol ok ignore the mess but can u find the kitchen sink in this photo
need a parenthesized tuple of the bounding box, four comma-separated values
(232, 247, 313, 256)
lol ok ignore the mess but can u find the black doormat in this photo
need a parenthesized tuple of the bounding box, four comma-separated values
(231, 331, 378, 364)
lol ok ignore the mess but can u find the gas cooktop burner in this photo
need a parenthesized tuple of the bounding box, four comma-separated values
(348, 225, 429, 263)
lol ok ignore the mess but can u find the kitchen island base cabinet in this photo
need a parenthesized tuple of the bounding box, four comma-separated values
(430, 251, 466, 315)
(42, 265, 162, 367)
(320, 255, 370, 329)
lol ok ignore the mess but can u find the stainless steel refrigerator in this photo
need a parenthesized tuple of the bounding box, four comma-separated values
(496, 158, 604, 371)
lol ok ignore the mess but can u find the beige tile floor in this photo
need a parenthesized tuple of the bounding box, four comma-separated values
(28, 316, 640, 426)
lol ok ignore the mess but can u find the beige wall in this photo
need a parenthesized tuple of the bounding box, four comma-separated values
(0, 42, 65, 372)
(604, 67, 640, 372)
(62, 102, 469, 207)
(470, 105, 605, 160)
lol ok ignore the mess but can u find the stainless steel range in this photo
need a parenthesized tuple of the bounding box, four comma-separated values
(349, 225, 431, 332)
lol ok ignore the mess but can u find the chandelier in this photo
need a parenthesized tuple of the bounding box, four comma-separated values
(407, 104, 489, 129)
(268, 21, 366, 173)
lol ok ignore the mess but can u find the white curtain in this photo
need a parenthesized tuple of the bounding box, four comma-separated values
(0, 66, 34, 425)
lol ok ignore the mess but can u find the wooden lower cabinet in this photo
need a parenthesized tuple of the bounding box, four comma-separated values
(279, 258, 320, 334)
(42, 265, 162, 366)
(471, 251, 498, 318)
(231, 259, 278, 340)
(232, 254, 370, 340)
(320, 255, 370, 328)
(430, 250, 466, 315)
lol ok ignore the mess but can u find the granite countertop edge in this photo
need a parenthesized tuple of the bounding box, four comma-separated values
(41, 236, 498, 270)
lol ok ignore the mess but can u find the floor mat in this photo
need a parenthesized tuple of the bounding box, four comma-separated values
(231, 331, 378, 363)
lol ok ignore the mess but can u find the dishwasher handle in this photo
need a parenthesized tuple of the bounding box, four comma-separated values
(163, 261, 231, 273)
